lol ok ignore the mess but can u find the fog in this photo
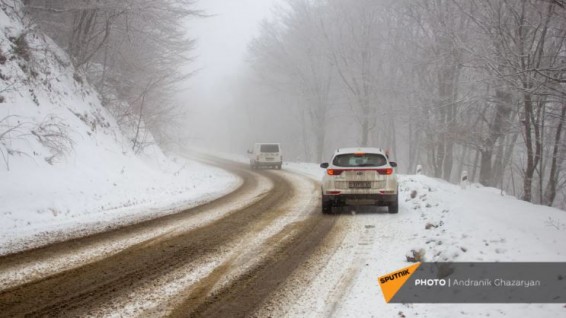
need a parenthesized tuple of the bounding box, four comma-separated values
(183, 0, 367, 162)
(20, 0, 565, 206)
(179, 0, 282, 151)
(179, 0, 566, 209)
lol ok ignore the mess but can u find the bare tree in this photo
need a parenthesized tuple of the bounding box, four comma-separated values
(250, 0, 334, 162)
(24, 0, 201, 149)
(241, 0, 566, 208)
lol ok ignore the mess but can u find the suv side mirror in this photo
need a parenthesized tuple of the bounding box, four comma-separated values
(390, 161, 397, 168)
(320, 163, 329, 169)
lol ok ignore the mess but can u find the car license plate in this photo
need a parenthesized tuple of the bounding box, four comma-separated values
(349, 181, 371, 189)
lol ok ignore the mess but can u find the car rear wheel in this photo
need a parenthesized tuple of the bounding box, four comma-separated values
(388, 194, 399, 214)
(322, 195, 332, 214)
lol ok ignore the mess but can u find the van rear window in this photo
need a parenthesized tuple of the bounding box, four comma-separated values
(260, 144, 279, 153)
(332, 153, 387, 167)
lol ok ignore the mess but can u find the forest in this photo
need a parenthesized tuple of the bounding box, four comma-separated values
(21, 0, 199, 151)
(243, 0, 566, 207)
(10, 0, 566, 208)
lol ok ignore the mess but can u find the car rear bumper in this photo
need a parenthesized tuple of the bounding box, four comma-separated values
(323, 193, 397, 205)
(253, 161, 282, 166)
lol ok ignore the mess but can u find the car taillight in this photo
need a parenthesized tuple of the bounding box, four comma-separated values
(377, 168, 393, 175)
(327, 169, 344, 176)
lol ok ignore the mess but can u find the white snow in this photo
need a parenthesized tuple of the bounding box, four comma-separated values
(277, 162, 566, 318)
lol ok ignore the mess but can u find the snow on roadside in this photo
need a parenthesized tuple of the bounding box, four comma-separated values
(282, 162, 566, 317)
(0, 153, 240, 256)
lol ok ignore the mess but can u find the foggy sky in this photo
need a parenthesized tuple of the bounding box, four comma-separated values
(181, 0, 281, 102)
(175, 0, 283, 149)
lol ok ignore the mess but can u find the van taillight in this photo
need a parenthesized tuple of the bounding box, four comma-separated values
(327, 169, 344, 176)
(377, 168, 393, 175)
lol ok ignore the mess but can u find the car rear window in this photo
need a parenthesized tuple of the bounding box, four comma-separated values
(332, 153, 387, 167)
(260, 144, 279, 153)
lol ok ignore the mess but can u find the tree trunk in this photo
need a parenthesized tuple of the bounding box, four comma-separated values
(479, 149, 493, 185)
(495, 132, 519, 189)
(544, 103, 566, 206)
(491, 137, 506, 187)
(479, 90, 512, 186)
(456, 146, 468, 183)
(390, 118, 397, 163)
(434, 141, 444, 178)
(471, 148, 480, 183)
(443, 140, 454, 181)
(522, 93, 535, 202)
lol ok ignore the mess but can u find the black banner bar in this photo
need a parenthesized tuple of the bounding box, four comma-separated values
(391, 262, 566, 303)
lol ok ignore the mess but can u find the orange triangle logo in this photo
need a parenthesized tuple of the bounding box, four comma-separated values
(378, 262, 421, 303)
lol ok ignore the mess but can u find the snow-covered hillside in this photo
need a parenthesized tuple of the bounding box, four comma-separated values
(0, 4, 238, 255)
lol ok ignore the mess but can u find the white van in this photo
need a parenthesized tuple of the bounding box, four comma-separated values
(248, 143, 283, 169)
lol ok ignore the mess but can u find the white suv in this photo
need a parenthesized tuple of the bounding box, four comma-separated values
(320, 147, 398, 214)
(248, 143, 283, 169)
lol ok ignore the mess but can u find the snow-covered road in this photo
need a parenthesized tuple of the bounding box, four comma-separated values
(1, 156, 565, 317)
(0, 156, 334, 317)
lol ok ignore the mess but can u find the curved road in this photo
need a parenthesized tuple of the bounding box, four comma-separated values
(0, 156, 336, 317)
